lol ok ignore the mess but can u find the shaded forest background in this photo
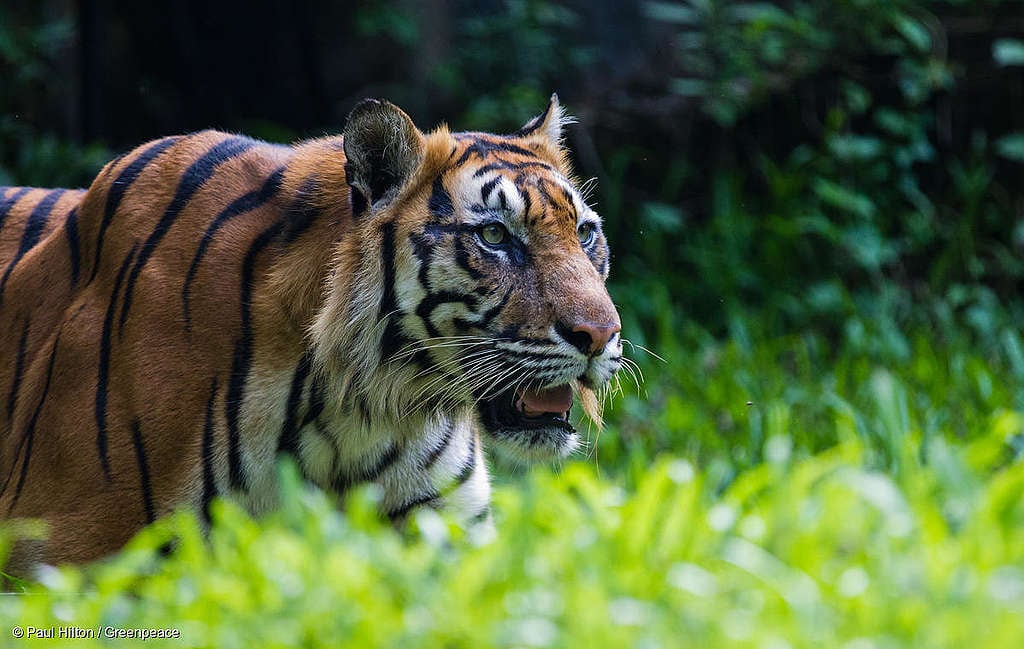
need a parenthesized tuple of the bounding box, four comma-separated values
(2, 0, 1024, 466)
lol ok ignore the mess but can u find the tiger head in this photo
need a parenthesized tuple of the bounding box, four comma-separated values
(312, 95, 621, 462)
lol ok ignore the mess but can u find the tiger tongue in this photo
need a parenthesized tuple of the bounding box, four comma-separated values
(516, 384, 573, 417)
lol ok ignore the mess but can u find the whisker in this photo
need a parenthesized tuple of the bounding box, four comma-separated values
(391, 336, 496, 361)
(620, 355, 645, 383)
(406, 351, 503, 411)
(621, 337, 667, 364)
(618, 358, 643, 393)
(579, 176, 599, 203)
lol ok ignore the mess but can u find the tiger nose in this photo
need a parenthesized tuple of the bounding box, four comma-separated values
(556, 320, 621, 356)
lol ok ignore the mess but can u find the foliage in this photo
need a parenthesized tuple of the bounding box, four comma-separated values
(432, 0, 593, 130)
(0, 4, 109, 187)
(4, 295, 1024, 645)
(1, 381, 1022, 647)
(605, 0, 1024, 338)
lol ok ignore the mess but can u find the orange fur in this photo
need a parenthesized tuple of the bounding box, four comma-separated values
(0, 96, 621, 572)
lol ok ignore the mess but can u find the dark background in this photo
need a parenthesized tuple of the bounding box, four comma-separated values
(3, 0, 1024, 464)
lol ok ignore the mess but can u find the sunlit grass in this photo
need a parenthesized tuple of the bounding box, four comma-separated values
(1, 304, 1022, 648)
(1, 434, 1021, 648)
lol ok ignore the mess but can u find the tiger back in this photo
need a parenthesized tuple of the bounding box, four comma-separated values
(0, 96, 622, 571)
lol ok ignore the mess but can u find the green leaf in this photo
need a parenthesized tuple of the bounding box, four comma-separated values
(669, 78, 708, 97)
(828, 134, 884, 161)
(993, 39, 1024, 66)
(812, 178, 876, 219)
(894, 15, 931, 52)
(644, 1, 700, 24)
(995, 132, 1024, 162)
(642, 202, 685, 233)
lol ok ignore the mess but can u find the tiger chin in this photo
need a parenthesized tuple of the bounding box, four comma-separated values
(0, 94, 622, 570)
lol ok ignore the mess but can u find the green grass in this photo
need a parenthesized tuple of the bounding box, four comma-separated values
(2, 306, 1023, 648)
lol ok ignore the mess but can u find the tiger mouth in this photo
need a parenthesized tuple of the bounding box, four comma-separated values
(477, 383, 579, 460)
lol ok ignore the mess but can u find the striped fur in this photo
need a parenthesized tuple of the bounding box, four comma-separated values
(0, 96, 621, 570)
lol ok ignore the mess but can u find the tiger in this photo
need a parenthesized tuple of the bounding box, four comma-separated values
(0, 95, 622, 572)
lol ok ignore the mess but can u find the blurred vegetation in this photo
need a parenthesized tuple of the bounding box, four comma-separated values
(0, 4, 109, 186)
(2, 0, 1024, 646)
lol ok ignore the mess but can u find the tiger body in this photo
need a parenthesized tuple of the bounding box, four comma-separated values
(0, 97, 621, 569)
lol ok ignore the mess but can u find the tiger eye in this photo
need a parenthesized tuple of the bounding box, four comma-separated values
(481, 223, 510, 245)
(577, 222, 595, 245)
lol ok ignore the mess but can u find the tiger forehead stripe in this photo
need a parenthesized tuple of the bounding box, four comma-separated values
(462, 166, 586, 226)
(476, 175, 525, 216)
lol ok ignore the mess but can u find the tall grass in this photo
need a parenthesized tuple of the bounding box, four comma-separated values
(2, 302, 1022, 647)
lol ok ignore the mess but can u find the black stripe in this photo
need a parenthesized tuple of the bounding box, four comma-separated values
(474, 288, 513, 330)
(281, 175, 321, 245)
(119, 136, 256, 334)
(0, 188, 65, 304)
(182, 166, 285, 332)
(6, 320, 29, 421)
(423, 222, 464, 238)
(201, 377, 219, 523)
(65, 207, 82, 286)
(345, 161, 369, 218)
(453, 235, 483, 280)
(415, 290, 479, 338)
(479, 177, 501, 203)
(508, 238, 532, 266)
(498, 346, 573, 363)
(557, 184, 574, 204)
(356, 395, 372, 428)
(365, 443, 401, 481)
(453, 138, 539, 166)
(96, 243, 138, 480)
(90, 136, 180, 283)
(332, 442, 401, 494)
(98, 153, 126, 179)
(131, 419, 156, 524)
(510, 102, 552, 137)
(520, 184, 533, 222)
(313, 419, 342, 476)
(3, 330, 61, 513)
(472, 160, 552, 178)
(429, 176, 454, 218)
(422, 420, 455, 470)
(410, 231, 434, 291)
(452, 435, 477, 487)
(496, 324, 522, 340)
(278, 351, 313, 458)
(225, 217, 288, 489)
(0, 187, 32, 232)
(302, 376, 327, 428)
(387, 491, 438, 521)
(422, 290, 481, 310)
(378, 221, 410, 360)
(378, 221, 399, 319)
(470, 505, 492, 524)
(535, 180, 555, 215)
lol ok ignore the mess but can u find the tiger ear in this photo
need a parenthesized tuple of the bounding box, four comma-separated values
(343, 99, 425, 217)
(512, 93, 573, 145)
